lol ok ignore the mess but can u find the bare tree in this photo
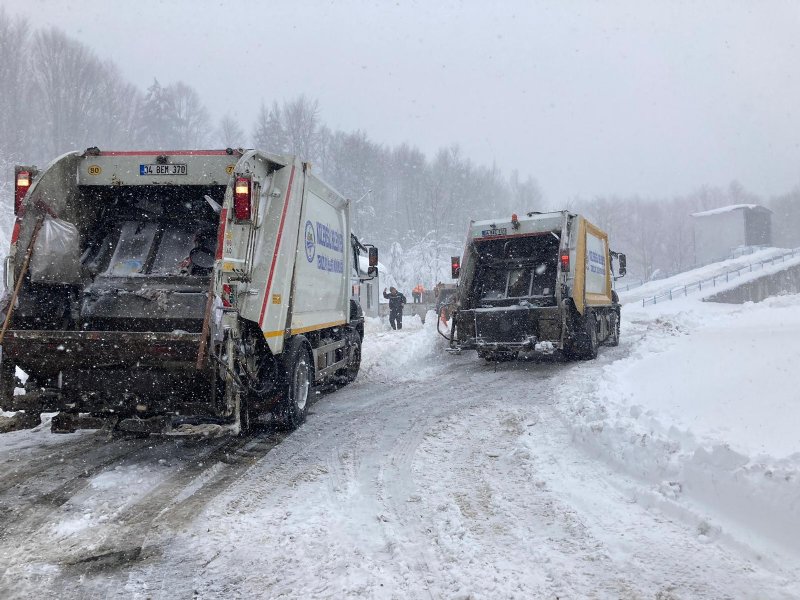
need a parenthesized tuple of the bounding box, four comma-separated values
(217, 114, 245, 148)
(0, 9, 32, 160)
(30, 28, 112, 156)
(252, 101, 288, 154)
(92, 63, 144, 149)
(252, 95, 320, 159)
(163, 81, 210, 147)
(509, 169, 543, 212)
(282, 95, 320, 160)
(138, 80, 209, 148)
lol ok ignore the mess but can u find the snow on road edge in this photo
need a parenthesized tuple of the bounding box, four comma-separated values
(553, 296, 800, 562)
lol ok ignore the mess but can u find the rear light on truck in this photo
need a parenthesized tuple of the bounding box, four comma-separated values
(14, 170, 31, 216)
(560, 252, 570, 272)
(233, 176, 252, 221)
(451, 256, 461, 279)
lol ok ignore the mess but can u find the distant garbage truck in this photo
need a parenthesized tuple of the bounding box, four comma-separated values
(1, 148, 377, 434)
(446, 210, 625, 361)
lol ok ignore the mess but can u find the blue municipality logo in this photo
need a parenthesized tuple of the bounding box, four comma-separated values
(304, 220, 315, 262)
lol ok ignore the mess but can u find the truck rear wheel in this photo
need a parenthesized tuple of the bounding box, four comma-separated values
(277, 336, 313, 430)
(0, 358, 15, 407)
(574, 311, 599, 360)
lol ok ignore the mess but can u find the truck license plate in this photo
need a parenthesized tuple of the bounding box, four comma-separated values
(139, 163, 187, 176)
(481, 227, 507, 237)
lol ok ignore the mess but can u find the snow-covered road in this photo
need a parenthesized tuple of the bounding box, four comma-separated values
(0, 313, 798, 599)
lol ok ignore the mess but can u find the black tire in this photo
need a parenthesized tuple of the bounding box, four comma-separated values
(277, 336, 314, 430)
(337, 329, 361, 384)
(575, 311, 599, 360)
(0, 357, 15, 408)
(607, 310, 620, 347)
(238, 393, 251, 435)
(239, 325, 278, 432)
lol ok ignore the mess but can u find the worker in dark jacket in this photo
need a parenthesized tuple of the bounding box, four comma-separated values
(383, 287, 407, 330)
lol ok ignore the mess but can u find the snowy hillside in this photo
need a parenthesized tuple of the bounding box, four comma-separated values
(381, 235, 462, 296)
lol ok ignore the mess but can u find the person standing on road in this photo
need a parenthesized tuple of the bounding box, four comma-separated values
(383, 286, 407, 330)
(412, 284, 424, 303)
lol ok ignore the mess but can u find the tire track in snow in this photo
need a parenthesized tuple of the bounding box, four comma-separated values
(0, 435, 158, 542)
(407, 394, 645, 598)
(0, 429, 131, 495)
(0, 432, 282, 599)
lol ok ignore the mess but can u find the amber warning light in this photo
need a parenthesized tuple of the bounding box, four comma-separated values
(14, 170, 31, 216)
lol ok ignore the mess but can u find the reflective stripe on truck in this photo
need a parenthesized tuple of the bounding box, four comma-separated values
(263, 319, 348, 338)
(258, 165, 296, 329)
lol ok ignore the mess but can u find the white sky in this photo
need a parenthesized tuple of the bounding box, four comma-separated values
(7, 0, 800, 200)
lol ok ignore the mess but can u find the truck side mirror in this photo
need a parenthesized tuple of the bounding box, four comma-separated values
(368, 246, 378, 267)
(618, 253, 627, 277)
(451, 256, 461, 279)
(367, 266, 378, 277)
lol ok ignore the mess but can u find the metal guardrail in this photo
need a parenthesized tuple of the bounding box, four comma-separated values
(617, 279, 645, 292)
(641, 248, 800, 306)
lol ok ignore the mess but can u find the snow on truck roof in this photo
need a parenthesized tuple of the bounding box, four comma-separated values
(691, 203, 772, 217)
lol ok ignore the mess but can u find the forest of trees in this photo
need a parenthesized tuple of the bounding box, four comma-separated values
(1, 9, 799, 283)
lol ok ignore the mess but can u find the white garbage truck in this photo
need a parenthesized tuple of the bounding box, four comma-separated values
(1, 148, 377, 434)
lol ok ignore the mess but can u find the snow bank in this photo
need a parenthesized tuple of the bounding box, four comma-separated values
(555, 293, 800, 559)
(624, 296, 800, 457)
(359, 312, 449, 383)
(0, 413, 90, 453)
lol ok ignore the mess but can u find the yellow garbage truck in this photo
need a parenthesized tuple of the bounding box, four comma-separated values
(1, 148, 377, 434)
(447, 210, 626, 361)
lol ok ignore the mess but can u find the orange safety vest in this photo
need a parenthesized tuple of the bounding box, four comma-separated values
(413, 285, 424, 294)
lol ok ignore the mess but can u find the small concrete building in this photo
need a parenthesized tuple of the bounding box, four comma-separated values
(692, 204, 773, 266)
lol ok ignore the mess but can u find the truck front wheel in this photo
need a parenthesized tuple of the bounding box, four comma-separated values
(277, 336, 313, 430)
(607, 310, 620, 347)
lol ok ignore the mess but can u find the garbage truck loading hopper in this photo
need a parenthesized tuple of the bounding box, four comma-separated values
(1, 150, 242, 417)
